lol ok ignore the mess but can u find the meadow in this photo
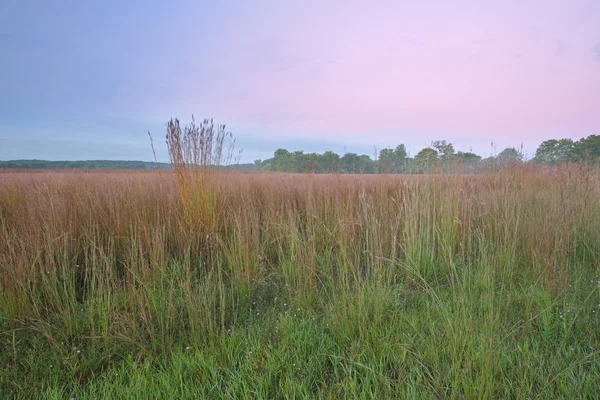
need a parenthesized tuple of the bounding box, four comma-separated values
(1, 167, 599, 398)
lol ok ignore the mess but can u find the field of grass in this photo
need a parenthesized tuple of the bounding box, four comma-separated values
(1, 167, 599, 398)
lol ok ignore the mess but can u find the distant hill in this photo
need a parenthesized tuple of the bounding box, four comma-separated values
(0, 160, 256, 171)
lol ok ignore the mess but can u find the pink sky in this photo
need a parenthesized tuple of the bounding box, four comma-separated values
(2, 0, 600, 160)
(141, 0, 600, 155)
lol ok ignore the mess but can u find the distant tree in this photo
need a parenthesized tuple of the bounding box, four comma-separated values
(431, 140, 455, 160)
(497, 147, 523, 164)
(288, 151, 302, 172)
(413, 147, 438, 173)
(341, 153, 360, 173)
(303, 153, 320, 173)
(273, 149, 293, 171)
(570, 135, 600, 163)
(414, 147, 438, 163)
(394, 144, 408, 159)
(451, 151, 482, 173)
(481, 156, 496, 169)
(378, 144, 408, 173)
(455, 151, 482, 162)
(321, 151, 341, 173)
(534, 139, 574, 165)
(378, 148, 395, 173)
(0, 160, 173, 170)
(394, 144, 409, 173)
(357, 155, 375, 174)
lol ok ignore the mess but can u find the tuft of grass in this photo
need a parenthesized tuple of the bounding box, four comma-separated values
(162, 116, 235, 232)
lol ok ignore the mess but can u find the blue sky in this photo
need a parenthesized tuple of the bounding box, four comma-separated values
(1, 0, 599, 162)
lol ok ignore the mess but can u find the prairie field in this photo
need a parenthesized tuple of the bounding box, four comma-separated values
(1, 167, 600, 398)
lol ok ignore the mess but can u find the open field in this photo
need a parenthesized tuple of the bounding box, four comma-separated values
(1, 167, 599, 398)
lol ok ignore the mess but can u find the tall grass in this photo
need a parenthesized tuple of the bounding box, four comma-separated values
(0, 166, 599, 398)
(162, 116, 235, 231)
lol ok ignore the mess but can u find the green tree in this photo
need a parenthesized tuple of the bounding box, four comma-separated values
(413, 147, 438, 173)
(321, 151, 341, 173)
(303, 153, 320, 173)
(341, 153, 359, 173)
(431, 140, 455, 160)
(570, 135, 600, 163)
(455, 151, 482, 163)
(394, 144, 409, 172)
(357, 155, 375, 174)
(378, 144, 408, 173)
(292, 151, 306, 172)
(497, 147, 523, 164)
(534, 139, 574, 165)
(378, 148, 395, 173)
(273, 149, 292, 171)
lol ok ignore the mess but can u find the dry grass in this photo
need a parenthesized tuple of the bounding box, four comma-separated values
(1, 166, 599, 397)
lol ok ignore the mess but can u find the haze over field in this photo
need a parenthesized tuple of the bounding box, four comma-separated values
(1, 0, 600, 161)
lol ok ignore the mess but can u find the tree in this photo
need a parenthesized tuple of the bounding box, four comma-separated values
(455, 151, 482, 163)
(273, 149, 292, 171)
(431, 140, 455, 160)
(453, 151, 482, 173)
(394, 144, 409, 172)
(292, 151, 306, 172)
(570, 135, 600, 163)
(341, 153, 360, 173)
(394, 144, 408, 160)
(304, 153, 320, 173)
(378, 144, 408, 173)
(357, 155, 375, 174)
(534, 139, 574, 165)
(321, 151, 341, 173)
(497, 147, 523, 164)
(413, 147, 438, 173)
(378, 148, 395, 173)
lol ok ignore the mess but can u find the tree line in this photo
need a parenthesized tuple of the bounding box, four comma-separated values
(0, 159, 256, 171)
(2, 135, 597, 172)
(254, 135, 599, 174)
(0, 160, 170, 170)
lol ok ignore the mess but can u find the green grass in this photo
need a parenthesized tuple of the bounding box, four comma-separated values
(1, 168, 599, 398)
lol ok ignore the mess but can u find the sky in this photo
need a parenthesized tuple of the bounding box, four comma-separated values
(1, 0, 599, 162)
